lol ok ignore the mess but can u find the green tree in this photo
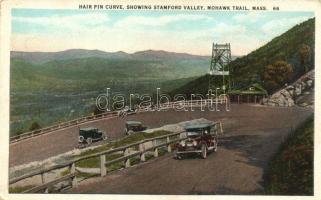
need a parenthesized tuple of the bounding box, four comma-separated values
(263, 60, 293, 92)
(93, 106, 104, 115)
(29, 121, 41, 131)
(14, 129, 23, 136)
(299, 44, 310, 73)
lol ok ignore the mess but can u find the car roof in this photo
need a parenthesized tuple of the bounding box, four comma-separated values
(126, 121, 142, 125)
(80, 127, 97, 131)
(184, 123, 212, 130)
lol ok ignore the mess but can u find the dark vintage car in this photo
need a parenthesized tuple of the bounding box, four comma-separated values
(175, 123, 218, 159)
(124, 121, 147, 135)
(78, 127, 107, 145)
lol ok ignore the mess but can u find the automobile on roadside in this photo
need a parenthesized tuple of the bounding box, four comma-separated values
(124, 121, 147, 135)
(78, 127, 108, 145)
(175, 123, 218, 159)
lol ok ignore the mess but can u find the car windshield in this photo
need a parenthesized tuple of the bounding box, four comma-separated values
(186, 128, 202, 136)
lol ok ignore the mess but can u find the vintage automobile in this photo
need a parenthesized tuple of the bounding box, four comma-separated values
(124, 121, 147, 135)
(78, 127, 107, 145)
(175, 123, 218, 159)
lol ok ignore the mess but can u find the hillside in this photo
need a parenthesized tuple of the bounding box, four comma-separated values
(171, 18, 315, 96)
(264, 116, 313, 195)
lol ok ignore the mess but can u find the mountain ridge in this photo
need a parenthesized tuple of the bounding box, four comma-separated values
(11, 49, 212, 64)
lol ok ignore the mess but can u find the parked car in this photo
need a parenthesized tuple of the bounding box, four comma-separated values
(124, 121, 146, 135)
(175, 123, 218, 159)
(78, 127, 107, 145)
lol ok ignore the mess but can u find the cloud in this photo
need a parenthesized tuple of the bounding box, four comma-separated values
(213, 23, 247, 35)
(10, 20, 258, 56)
(233, 12, 263, 23)
(114, 14, 213, 27)
(11, 11, 312, 56)
(13, 13, 110, 30)
(260, 16, 310, 36)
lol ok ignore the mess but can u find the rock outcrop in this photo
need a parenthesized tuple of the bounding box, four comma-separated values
(263, 69, 314, 107)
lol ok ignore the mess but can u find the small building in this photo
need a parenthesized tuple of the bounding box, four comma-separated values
(228, 83, 268, 104)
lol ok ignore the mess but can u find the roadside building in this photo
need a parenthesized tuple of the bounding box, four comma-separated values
(228, 83, 268, 104)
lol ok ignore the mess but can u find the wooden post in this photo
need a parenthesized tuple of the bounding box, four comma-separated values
(237, 95, 240, 104)
(41, 172, 45, 184)
(70, 162, 77, 188)
(139, 143, 146, 162)
(100, 154, 106, 176)
(153, 140, 158, 157)
(167, 136, 171, 152)
(124, 148, 130, 168)
(247, 95, 249, 104)
(40, 173, 49, 193)
(254, 95, 257, 104)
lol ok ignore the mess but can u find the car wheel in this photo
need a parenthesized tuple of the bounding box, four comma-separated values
(214, 139, 218, 152)
(214, 146, 218, 152)
(79, 136, 84, 143)
(86, 137, 93, 145)
(201, 144, 207, 159)
(175, 153, 182, 160)
(102, 134, 107, 141)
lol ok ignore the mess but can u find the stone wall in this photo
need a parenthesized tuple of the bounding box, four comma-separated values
(263, 69, 314, 107)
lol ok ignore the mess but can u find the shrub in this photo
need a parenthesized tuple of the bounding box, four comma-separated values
(29, 121, 41, 131)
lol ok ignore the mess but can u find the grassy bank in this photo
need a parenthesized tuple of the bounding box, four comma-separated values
(264, 116, 314, 195)
(75, 130, 172, 168)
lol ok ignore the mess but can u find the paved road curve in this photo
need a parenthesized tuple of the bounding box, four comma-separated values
(10, 104, 311, 167)
(63, 105, 312, 194)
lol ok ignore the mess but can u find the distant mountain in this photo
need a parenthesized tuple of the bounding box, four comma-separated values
(11, 49, 131, 64)
(11, 49, 212, 64)
(132, 50, 209, 60)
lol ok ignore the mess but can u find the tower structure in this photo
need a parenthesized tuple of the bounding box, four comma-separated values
(208, 43, 232, 94)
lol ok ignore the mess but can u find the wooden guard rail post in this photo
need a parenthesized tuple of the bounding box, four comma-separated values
(139, 143, 146, 162)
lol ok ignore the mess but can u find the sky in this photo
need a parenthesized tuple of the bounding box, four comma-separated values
(11, 9, 314, 56)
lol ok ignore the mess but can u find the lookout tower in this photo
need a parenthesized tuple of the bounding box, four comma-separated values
(208, 43, 232, 93)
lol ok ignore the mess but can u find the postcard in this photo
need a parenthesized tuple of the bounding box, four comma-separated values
(0, 0, 320, 199)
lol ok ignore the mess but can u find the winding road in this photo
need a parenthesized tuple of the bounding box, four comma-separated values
(61, 104, 312, 194)
(10, 104, 313, 194)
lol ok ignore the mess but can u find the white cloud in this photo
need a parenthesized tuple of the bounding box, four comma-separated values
(12, 12, 310, 56)
(233, 12, 262, 23)
(11, 20, 257, 56)
(260, 16, 309, 36)
(114, 14, 213, 27)
(13, 13, 110, 30)
(213, 23, 247, 35)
